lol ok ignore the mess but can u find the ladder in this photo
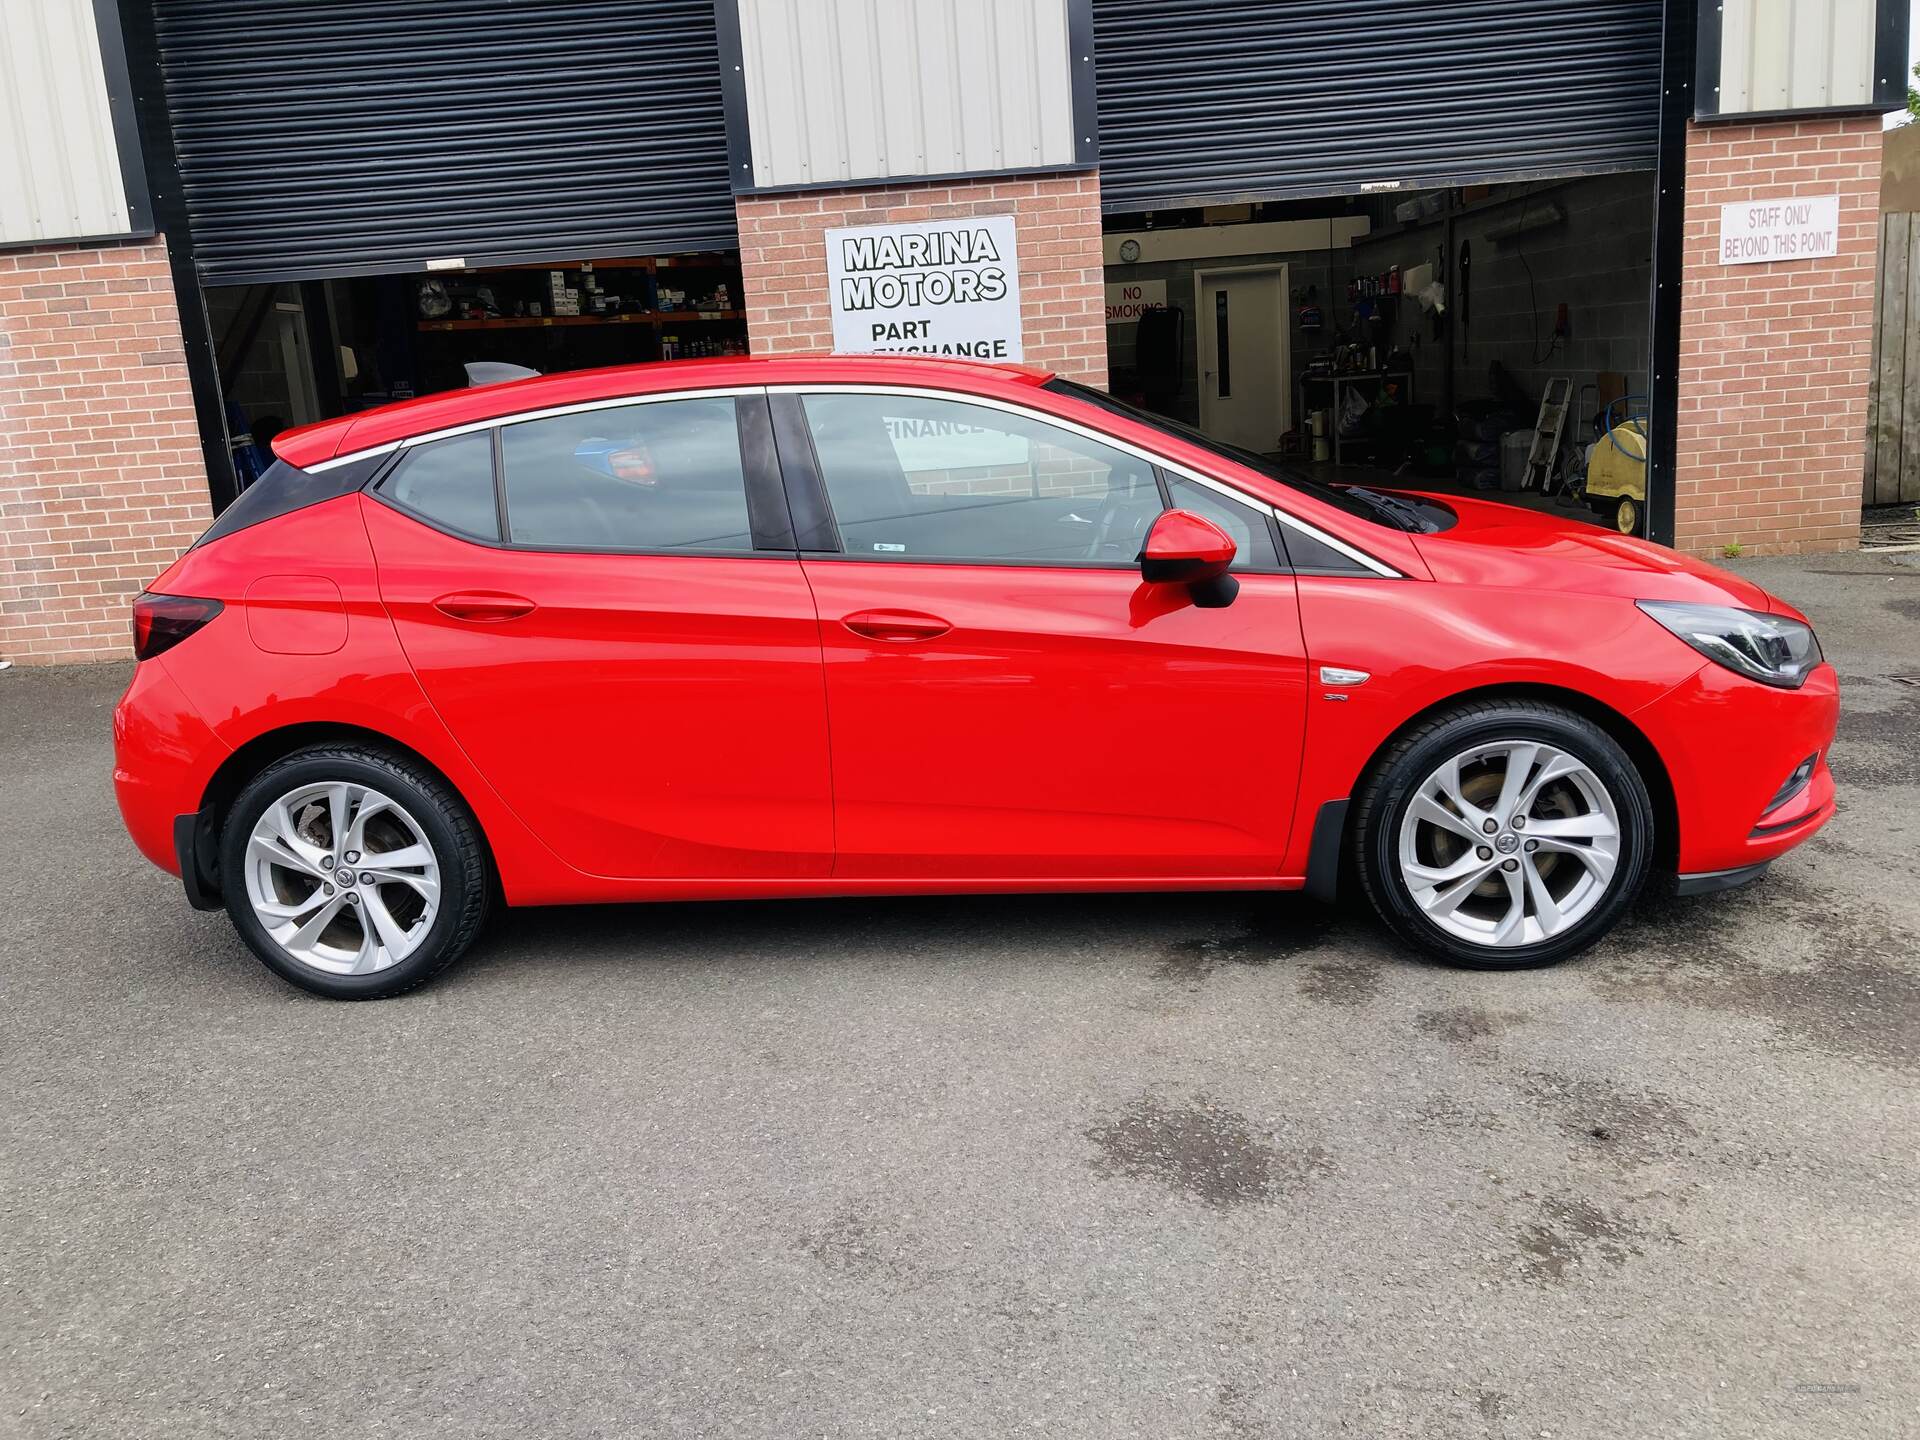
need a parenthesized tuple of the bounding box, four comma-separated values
(1523, 377, 1574, 491)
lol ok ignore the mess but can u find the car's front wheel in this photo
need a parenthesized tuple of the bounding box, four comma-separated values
(1353, 700, 1654, 968)
(219, 745, 491, 998)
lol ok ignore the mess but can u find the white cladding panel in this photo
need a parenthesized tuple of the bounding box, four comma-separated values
(1717, 0, 1880, 113)
(736, 0, 1078, 188)
(0, 0, 131, 245)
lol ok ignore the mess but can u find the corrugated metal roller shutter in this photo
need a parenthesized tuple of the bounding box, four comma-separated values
(1092, 0, 1663, 212)
(153, 0, 738, 285)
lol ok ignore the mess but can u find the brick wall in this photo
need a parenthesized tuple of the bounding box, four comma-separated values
(1674, 118, 1881, 555)
(0, 237, 210, 665)
(735, 171, 1108, 387)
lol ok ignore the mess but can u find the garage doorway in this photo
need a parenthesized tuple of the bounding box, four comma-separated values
(204, 252, 749, 489)
(1104, 173, 1657, 533)
(1195, 264, 1291, 452)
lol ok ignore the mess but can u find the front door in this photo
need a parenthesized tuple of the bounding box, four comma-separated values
(784, 388, 1309, 881)
(364, 393, 833, 881)
(1197, 265, 1290, 454)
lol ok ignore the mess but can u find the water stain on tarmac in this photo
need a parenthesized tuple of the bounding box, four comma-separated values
(1415, 1006, 1530, 1044)
(801, 1210, 910, 1282)
(1831, 691, 1920, 786)
(1086, 1094, 1329, 1210)
(1153, 907, 1340, 985)
(1513, 1195, 1658, 1284)
(1597, 885, 1919, 1070)
(1520, 1071, 1699, 1166)
(1296, 956, 1383, 1007)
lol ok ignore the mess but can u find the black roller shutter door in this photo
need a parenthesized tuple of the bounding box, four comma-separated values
(1092, 0, 1663, 212)
(153, 0, 738, 285)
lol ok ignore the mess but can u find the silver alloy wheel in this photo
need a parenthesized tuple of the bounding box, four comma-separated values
(243, 781, 441, 976)
(1396, 740, 1621, 949)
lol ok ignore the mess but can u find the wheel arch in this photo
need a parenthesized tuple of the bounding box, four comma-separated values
(1308, 681, 1679, 901)
(188, 722, 497, 903)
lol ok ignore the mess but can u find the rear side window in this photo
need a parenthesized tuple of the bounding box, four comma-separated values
(500, 397, 753, 551)
(800, 392, 1161, 563)
(385, 433, 500, 540)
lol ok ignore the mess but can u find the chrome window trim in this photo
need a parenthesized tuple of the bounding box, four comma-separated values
(308, 443, 398, 474)
(303, 386, 769, 473)
(308, 380, 1405, 580)
(768, 382, 1404, 579)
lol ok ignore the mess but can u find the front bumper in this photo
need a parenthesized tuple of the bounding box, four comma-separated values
(1673, 860, 1771, 897)
(1633, 660, 1839, 876)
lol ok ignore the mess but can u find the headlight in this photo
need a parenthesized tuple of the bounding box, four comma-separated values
(1636, 601, 1822, 689)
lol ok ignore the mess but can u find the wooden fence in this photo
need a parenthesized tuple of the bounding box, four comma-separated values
(1867, 211, 1920, 507)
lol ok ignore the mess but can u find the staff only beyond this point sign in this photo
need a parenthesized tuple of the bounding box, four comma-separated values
(1718, 195, 1840, 265)
(826, 214, 1024, 362)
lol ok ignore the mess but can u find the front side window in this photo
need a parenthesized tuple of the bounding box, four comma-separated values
(383, 432, 499, 540)
(1164, 474, 1281, 571)
(800, 393, 1161, 563)
(500, 396, 754, 551)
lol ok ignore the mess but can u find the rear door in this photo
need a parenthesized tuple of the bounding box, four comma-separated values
(776, 386, 1310, 881)
(364, 390, 833, 881)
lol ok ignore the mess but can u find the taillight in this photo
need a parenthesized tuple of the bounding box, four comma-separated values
(132, 593, 223, 660)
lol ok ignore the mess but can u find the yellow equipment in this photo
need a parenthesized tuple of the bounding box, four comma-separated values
(1583, 399, 1648, 536)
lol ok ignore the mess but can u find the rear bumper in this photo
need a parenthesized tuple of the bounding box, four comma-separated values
(1634, 661, 1839, 875)
(112, 661, 229, 879)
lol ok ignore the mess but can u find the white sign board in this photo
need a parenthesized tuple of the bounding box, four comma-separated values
(1719, 196, 1840, 265)
(1104, 279, 1167, 325)
(826, 215, 1023, 362)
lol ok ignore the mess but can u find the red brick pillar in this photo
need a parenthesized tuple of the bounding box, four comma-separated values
(735, 172, 1108, 387)
(1673, 118, 1882, 555)
(0, 237, 212, 664)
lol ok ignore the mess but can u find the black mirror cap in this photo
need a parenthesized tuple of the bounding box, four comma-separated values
(1141, 554, 1224, 585)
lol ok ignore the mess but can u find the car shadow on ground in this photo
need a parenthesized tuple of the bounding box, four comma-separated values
(448, 887, 1384, 989)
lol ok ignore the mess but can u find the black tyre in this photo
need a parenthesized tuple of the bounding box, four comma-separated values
(1352, 700, 1654, 969)
(1614, 495, 1641, 535)
(219, 745, 491, 999)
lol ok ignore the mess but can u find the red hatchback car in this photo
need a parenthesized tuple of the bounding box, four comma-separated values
(114, 356, 1837, 998)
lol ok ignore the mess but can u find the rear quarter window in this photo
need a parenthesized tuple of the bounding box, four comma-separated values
(382, 433, 501, 541)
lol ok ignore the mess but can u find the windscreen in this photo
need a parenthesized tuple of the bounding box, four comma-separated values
(1041, 378, 1384, 525)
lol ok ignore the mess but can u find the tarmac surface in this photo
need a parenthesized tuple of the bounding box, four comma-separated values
(3, 549, 1915, 1438)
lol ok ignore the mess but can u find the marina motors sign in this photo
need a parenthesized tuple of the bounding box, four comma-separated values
(826, 215, 1024, 361)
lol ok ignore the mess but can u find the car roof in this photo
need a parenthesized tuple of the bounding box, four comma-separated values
(271, 354, 1055, 469)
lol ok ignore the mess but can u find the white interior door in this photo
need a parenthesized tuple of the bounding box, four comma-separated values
(1196, 266, 1290, 454)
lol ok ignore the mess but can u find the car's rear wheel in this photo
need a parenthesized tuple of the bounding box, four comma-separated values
(219, 746, 490, 998)
(1353, 700, 1654, 968)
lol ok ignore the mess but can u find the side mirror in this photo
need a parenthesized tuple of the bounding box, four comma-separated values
(1140, 508, 1236, 585)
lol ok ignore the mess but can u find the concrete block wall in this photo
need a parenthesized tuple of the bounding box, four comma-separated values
(735, 172, 1107, 387)
(1, 238, 210, 665)
(1673, 117, 1880, 555)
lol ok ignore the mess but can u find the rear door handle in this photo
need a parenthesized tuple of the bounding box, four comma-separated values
(433, 591, 535, 623)
(841, 609, 951, 642)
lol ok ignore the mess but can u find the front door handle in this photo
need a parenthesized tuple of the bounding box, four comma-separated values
(433, 591, 535, 623)
(841, 609, 951, 642)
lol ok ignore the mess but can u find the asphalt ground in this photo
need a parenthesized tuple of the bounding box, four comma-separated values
(3, 548, 1916, 1439)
